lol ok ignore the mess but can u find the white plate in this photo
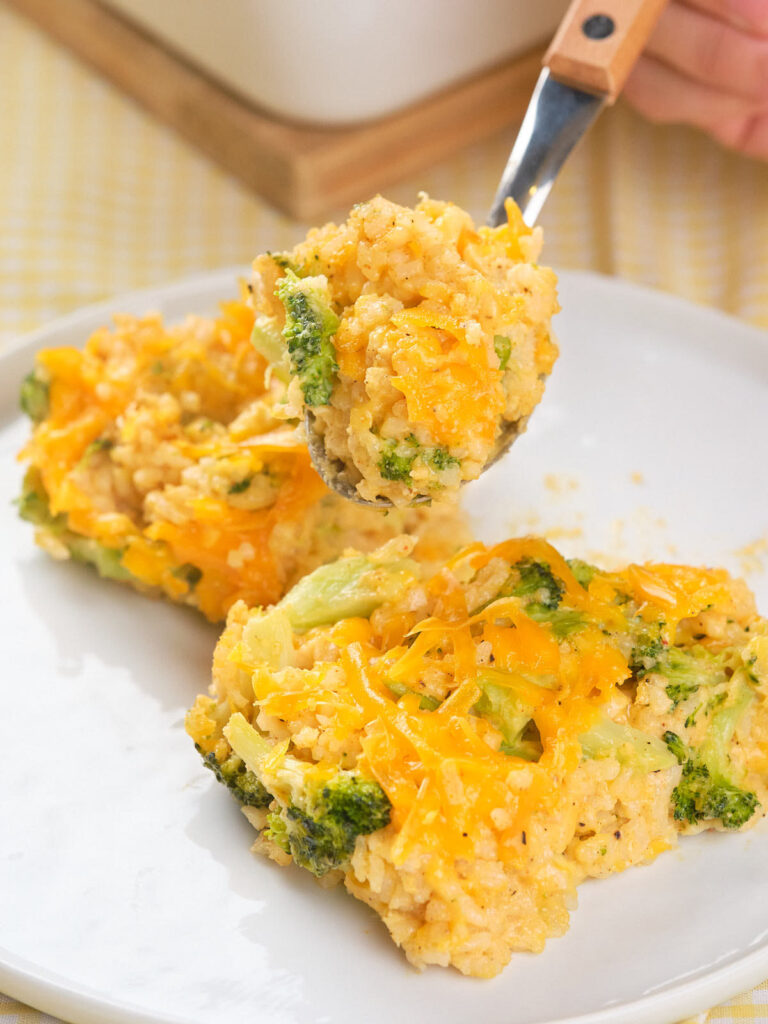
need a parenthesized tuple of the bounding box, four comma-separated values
(1, 269, 767, 1024)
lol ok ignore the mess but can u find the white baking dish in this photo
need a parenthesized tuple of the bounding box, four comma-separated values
(102, 0, 568, 126)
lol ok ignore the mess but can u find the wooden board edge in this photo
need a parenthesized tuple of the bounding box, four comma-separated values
(7, 0, 543, 219)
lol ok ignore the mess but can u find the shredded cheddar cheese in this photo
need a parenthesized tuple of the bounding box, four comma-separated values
(250, 194, 559, 505)
(188, 535, 768, 977)
(18, 293, 470, 621)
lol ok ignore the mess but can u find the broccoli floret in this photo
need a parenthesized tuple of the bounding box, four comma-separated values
(666, 679, 700, 709)
(493, 334, 511, 371)
(265, 774, 391, 876)
(378, 435, 459, 483)
(225, 713, 391, 876)
(511, 560, 586, 635)
(629, 627, 665, 678)
(228, 476, 252, 494)
(580, 715, 678, 773)
(171, 563, 203, 589)
(425, 446, 460, 472)
(275, 270, 339, 406)
(663, 730, 688, 764)
(665, 731, 758, 829)
(277, 548, 416, 633)
(507, 559, 564, 610)
(669, 757, 714, 822)
(700, 780, 758, 828)
(263, 811, 291, 853)
(378, 438, 418, 482)
(199, 749, 272, 808)
(635, 643, 728, 708)
(664, 678, 759, 829)
(269, 252, 302, 274)
(20, 368, 50, 422)
(566, 558, 598, 589)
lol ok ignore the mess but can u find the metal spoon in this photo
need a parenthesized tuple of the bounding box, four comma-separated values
(306, 0, 667, 506)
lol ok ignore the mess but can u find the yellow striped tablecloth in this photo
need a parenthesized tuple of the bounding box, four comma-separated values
(1, 4, 767, 1023)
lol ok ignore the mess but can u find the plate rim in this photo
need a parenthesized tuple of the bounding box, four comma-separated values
(3, 266, 767, 1024)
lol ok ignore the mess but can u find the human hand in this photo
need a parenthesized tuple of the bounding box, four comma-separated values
(623, 0, 768, 159)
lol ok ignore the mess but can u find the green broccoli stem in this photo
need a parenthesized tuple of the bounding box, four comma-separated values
(20, 368, 50, 422)
(473, 675, 539, 760)
(275, 269, 339, 406)
(386, 680, 441, 711)
(250, 316, 291, 382)
(698, 675, 755, 779)
(276, 552, 415, 633)
(579, 716, 678, 773)
(224, 713, 273, 773)
(566, 558, 597, 589)
(493, 334, 511, 371)
(236, 548, 418, 675)
(526, 605, 585, 638)
(472, 670, 559, 761)
(18, 469, 134, 582)
(472, 667, 676, 772)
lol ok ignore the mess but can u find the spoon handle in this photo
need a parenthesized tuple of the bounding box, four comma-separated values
(544, 0, 667, 102)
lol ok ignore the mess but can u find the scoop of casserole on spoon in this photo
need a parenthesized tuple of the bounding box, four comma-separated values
(255, 0, 666, 506)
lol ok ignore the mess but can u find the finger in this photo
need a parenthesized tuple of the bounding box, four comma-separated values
(736, 109, 768, 156)
(645, 3, 768, 102)
(624, 55, 768, 159)
(677, 0, 768, 36)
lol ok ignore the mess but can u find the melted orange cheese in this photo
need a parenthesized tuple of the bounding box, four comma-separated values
(458, 199, 534, 265)
(204, 536, 756, 884)
(387, 305, 505, 448)
(618, 563, 736, 638)
(232, 539, 634, 871)
(20, 299, 337, 622)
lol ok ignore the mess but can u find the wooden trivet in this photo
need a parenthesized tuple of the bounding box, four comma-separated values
(7, 0, 544, 219)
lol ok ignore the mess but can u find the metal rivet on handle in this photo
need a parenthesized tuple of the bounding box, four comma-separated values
(582, 14, 615, 39)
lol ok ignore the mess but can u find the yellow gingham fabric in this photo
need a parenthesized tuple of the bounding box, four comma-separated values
(1, 4, 767, 1022)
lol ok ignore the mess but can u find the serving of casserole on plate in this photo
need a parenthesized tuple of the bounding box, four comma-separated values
(2, 261, 767, 1024)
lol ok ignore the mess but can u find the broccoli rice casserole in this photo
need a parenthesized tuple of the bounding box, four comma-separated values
(249, 194, 559, 505)
(16, 201, 767, 986)
(187, 535, 768, 977)
(17, 294, 469, 622)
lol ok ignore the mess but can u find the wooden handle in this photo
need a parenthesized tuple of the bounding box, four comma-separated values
(544, 0, 667, 101)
